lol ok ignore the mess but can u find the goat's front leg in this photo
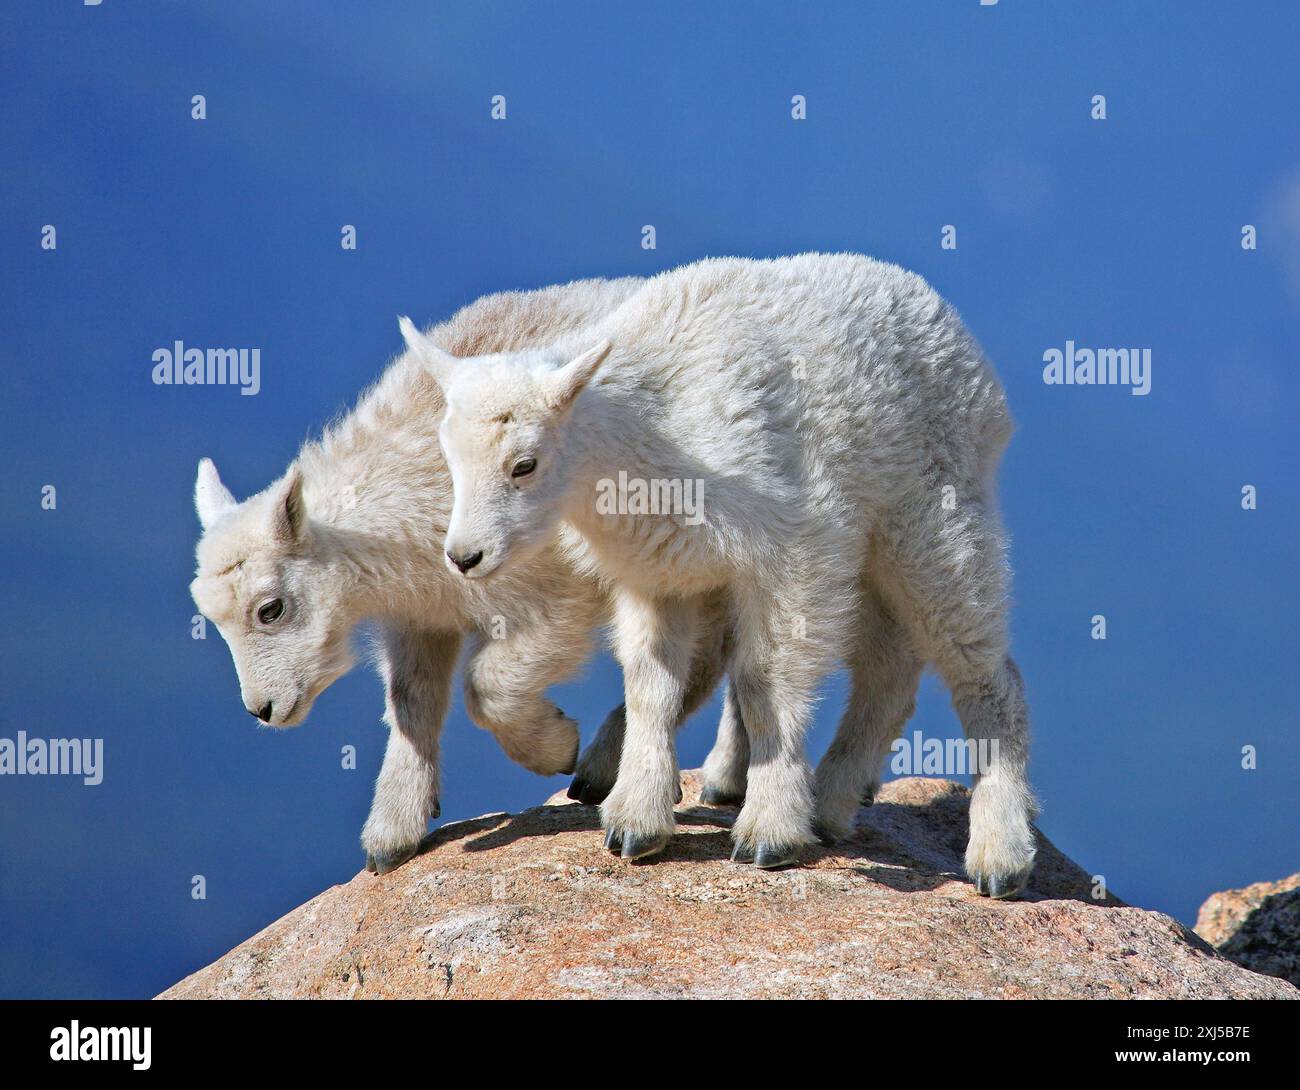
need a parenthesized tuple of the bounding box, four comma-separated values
(571, 588, 730, 806)
(568, 701, 629, 805)
(361, 624, 460, 875)
(600, 591, 702, 861)
(462, 606, 597, 777)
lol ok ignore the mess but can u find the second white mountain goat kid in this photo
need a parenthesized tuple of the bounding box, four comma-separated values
(192, 277, 731, 874)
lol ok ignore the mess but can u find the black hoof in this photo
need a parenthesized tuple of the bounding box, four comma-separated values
(603, 826, 670, 860)
(700, 785, 745, 807)
(753, 843, 801, 870)
(674, 780, 684, 805)
(431, 800, 441, 820)
(620, 831, 670, 862)
(365, 844, 417, 876)
(730, 842, 755, 864)
(568, 777, 611, 806)
(973, 869, 1031, 900)
(860, 788, 876, 807)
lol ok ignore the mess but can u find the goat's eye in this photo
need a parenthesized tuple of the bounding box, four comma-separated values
(511, 458, 537, 479)
(257, 598, 284, 625)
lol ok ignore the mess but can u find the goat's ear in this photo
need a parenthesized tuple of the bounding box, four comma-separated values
(268, 467, 306, 544)
(195, 458, 237, 530)
(544, 340, 611, 412)
(398, 315, 459, 392)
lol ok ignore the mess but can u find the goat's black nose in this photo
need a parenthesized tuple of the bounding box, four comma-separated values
(250, 701, 273, 723)
(447, 549, 484, 574)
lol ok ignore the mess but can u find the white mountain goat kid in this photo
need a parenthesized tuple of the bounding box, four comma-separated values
(403, 253, 1038, 896)
(190, 277, 736, 873)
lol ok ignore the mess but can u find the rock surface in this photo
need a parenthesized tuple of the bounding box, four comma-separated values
(160, 773, 1298, 999)
(1195, 872, 1300, 988)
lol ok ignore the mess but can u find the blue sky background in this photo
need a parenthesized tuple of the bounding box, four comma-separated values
(1, 1, 1296, 999)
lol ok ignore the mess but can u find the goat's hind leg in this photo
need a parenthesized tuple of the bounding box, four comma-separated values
(882, 501, 1037, 898)
(812, 579, 922, 843)
(726, 565, 845, 869)
(700, 680, 749, 806)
